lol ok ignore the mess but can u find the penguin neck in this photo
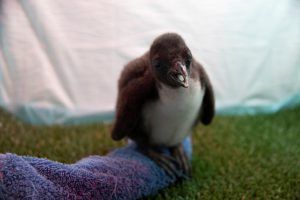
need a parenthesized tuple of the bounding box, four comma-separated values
(143, 75, 204, 146)
(157, 76, 200, 103)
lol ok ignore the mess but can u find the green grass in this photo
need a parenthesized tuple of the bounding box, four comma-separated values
(0, 107, 300, 199)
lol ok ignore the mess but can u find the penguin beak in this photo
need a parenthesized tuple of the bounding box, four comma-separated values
(169, 61, 189, 88)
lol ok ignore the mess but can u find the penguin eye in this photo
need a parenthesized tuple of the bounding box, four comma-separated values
(155, 63, 162, 68)
(186, 58, 192, 67)
(152, 60, 165, 69)
(152, 60, 161, 68)
(185, 51, 192, 67)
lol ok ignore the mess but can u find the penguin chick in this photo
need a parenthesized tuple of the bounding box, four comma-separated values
(111, 33, 215, 178)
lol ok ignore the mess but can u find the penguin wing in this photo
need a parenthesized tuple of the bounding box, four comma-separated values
(111, 56, 158, 141)
(194, 61, 215, 125)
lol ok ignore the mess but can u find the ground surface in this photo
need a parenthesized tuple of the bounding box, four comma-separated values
(0, 107, 299, 199)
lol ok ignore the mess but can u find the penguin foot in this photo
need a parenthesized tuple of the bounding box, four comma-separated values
(145, 149, 187, 179)
(170, 144, 192, 178)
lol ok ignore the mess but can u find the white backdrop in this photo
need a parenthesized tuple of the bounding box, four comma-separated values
(0, 0, 300, 124)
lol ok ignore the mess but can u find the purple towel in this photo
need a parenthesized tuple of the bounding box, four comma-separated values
(0, 138, 192, 200)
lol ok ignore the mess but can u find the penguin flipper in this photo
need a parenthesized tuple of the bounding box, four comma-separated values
(193, 61, 215, 125)
(111, 55, 158, 141)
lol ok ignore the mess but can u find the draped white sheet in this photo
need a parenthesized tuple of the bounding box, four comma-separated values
(0, 0, 299, 124)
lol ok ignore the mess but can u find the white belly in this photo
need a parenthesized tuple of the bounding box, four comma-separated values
(143, 79, 204, 146)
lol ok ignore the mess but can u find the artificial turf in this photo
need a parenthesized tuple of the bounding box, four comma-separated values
(0, 107, 299, 199)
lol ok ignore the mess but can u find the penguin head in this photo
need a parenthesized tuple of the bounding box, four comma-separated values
(149, 33, 192, 88)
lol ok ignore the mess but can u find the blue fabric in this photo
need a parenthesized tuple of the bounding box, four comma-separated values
(0, 138, 191, 200)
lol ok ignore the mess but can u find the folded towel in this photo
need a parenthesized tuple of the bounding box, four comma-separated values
(0, 137, 192, 200)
